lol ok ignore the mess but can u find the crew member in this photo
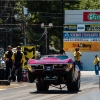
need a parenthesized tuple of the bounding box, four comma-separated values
(93, 55, 100, 75)
(3, 45, 13, 80)
(73, 48, 82, 70)
(49, 43, 59, 54)
(11, 46, 25, 82)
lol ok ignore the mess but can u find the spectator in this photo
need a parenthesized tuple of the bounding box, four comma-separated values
(11, 46, 25, 82)
(93, 55, 100, 75)
(49, 43, 59, 54)
(73, 48, 82, 70)
(3, 45, 13, 80)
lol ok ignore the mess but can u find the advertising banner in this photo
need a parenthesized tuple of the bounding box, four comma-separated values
(63, 32, 100, 41)
(85, 24, 100, 31)
(64, 41, 100, 52)
(64, 10, 100, 70)
(77, 24, 85, 32)
(64, 25, 77, 31)
(64, 24, 85, 32)
(83, 12, 100, 21)
(64, 24, 100, 32)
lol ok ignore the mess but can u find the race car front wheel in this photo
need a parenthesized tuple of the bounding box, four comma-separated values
(36, 82, 49, 91)
(67, 78, 80, 92)
(73, 77, 80, 91)
(27, 70, 35, 83)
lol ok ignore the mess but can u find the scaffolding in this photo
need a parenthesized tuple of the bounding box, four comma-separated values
(0, 1, 15, 49)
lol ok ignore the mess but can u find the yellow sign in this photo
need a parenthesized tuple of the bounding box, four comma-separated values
(22, 46, 36, 68)
(64, 41, 100, 52)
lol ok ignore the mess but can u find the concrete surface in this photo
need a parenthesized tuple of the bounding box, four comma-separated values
(81, 71, 100, 76)
(0, 83, 19, 89)
(0, 71, 99, 90)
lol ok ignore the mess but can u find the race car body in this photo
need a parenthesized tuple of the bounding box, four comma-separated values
(27, 55, 80, 92)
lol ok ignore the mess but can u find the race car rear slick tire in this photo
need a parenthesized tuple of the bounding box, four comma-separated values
(27, 70, 35, 83)
(36, 82, 49, 91)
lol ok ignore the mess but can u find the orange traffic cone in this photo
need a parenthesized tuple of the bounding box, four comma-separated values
(23, 71, 27, 82)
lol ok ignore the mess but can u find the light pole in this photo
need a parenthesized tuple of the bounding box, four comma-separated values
(41, 23, 53, 55)
(61, 0, 64, 50)
(22, 6, 26, 45)
(14, 6, 31, 45)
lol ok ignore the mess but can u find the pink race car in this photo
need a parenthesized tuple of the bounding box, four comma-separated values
(27, 55, 80, 92)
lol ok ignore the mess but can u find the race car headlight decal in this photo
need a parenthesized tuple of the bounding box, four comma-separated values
(43, 65, 44, 69)
(27, 66, 33, 72)
(66, 64, 73, 71)
(68, 64, 73, 69)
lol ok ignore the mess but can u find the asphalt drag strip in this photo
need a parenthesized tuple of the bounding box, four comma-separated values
(0, 82, 27, 91)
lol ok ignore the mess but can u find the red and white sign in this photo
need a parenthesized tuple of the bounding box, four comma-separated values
(83, 12, 100, 21)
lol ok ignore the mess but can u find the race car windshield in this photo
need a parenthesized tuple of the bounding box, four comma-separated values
(56, 56, 69, 60)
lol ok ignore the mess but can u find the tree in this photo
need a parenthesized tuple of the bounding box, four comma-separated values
(1, 0, 100, 49)
(26, 1, 65, 50)
(0, 18, 2, 24)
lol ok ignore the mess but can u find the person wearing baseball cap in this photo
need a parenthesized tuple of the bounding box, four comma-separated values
(3, 45, 13, 80)
(17, 46, 21, 49)
(11, 45, 25, 82)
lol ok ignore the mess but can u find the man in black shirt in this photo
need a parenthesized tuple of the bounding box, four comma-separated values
(3, 45, 13, 80)
(11, 46, 25, 82)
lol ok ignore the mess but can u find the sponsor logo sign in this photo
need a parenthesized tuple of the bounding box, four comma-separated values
(85, 24, 100, 31)
(64, 24, 85, 32)
(64, 24, 100, 32)
(63, 42, 100, 52)
(64, 25, 77, 31)
(77, 24, 85, 32)
(22, 46, 36, 68)
(63, 32, 100, 41)
(83, 12, 100, 21)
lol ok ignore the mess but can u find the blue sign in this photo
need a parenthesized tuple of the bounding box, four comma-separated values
(63, 32, 100, 41)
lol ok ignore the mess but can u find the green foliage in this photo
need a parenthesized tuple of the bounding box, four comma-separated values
(26, 1, 64, 50)
(2, 0, 100, 49)
(14, 0, 27, 18)
(50, 35, 60, 49)
(0, 18, 2, 24)
(78, 0, 100, 10)
(65, 1, 80, 10)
